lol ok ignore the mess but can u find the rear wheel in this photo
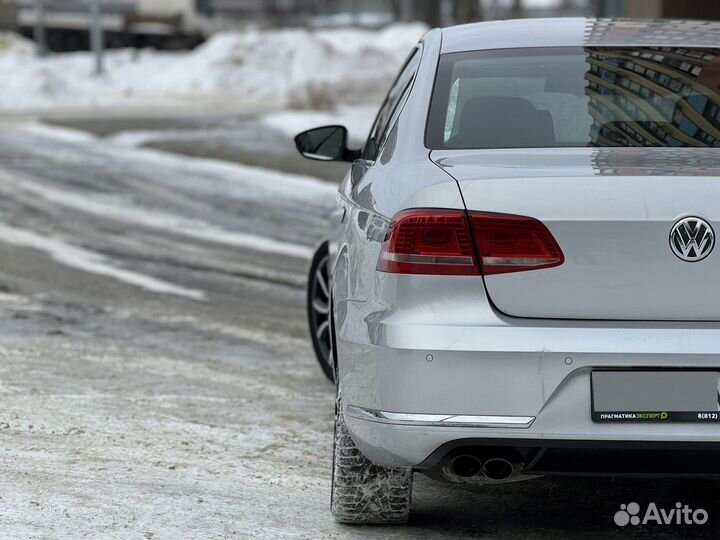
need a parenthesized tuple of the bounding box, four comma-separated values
(331, 392, 413, 524)
(307, 242, 334, 382)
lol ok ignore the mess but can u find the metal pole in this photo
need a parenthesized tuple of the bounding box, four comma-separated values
(490, 0, 499, 20)
(90, 0, 104, 75)
(400, 0, 413, 21)
(34, 0, 47, 57)
(350, 0, 359, 26)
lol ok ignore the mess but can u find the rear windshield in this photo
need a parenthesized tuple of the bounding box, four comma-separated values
(426, 47, 720, 149)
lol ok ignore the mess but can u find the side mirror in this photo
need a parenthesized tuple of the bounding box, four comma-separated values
(294, 125, 360, 163)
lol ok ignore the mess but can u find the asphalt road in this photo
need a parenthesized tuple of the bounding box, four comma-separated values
(0, 115, 719, 539)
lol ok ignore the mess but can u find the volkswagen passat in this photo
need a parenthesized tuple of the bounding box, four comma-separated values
(297, 18, 720, 524)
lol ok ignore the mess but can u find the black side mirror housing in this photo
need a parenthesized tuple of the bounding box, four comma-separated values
(294, 125, 361, 163)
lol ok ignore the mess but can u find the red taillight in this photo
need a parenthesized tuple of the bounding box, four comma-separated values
(377, 209, 479, 275)
(470, 212, 564, 275)
(377, 209, 563, 276)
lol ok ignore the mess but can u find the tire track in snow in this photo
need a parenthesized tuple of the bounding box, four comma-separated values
(0, 174, 314, 259)
(0, 121, 337, 299)
(0, 222, 205, 300)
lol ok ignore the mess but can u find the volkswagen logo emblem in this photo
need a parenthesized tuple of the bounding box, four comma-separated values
(670, 217, 715, 262)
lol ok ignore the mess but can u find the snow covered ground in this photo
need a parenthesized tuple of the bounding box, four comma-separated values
(260, 105, 377, 143)
(104, 105, 376, 152)
(0, 23, 426, 113)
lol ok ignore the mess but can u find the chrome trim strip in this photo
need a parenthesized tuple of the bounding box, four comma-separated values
(346, 405, 535, 429)
(383, 253, 475, 266)
(482, 257, 561, 266)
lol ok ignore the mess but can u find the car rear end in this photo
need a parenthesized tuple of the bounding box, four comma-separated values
(341, 41, 720, 480)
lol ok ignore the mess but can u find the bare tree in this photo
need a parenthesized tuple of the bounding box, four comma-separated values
(0, 0, 17, 31)
(390, 0, 402, 21)
(511, 0, 524, 18)
(414, 0, 443, 27)
(453, 0, 481, 23)
(390, 0, 417, 22)
(592, 0, 615, 17)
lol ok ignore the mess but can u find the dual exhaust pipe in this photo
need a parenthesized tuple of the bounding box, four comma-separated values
(444, 453, 518, 482)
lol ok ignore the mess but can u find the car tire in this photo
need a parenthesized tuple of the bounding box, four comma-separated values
(331, 392, 413, 524)
(307, 241, 334, 382)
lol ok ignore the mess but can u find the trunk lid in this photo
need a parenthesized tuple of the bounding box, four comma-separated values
(431, 147, 720, 321)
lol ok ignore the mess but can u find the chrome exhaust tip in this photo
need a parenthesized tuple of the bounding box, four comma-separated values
(482, 457, 515, 481)
(449, 454, 483, 478)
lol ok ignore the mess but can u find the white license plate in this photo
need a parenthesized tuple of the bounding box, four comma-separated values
(592, 371, 720, 423)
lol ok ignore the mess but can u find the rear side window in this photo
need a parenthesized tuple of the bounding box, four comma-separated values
(426, 46, 720, 149)
(363, 47, 421, 161)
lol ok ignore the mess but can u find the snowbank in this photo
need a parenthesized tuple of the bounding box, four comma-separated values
(0, 32, 34, 55)
(0, 23, 427, 112)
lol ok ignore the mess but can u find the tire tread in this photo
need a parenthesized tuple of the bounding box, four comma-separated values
(331, 398, 412, 524)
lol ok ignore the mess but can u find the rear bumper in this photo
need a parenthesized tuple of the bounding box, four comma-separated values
(344, 365, 720, 468)
(337, 284, 720, 468)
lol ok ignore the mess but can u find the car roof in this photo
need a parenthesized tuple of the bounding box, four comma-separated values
(440, 18, 720, 53)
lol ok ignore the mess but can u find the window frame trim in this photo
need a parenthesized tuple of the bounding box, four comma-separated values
(361, 44, 424, 162)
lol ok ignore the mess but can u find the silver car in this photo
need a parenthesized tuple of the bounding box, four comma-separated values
(297, 18, 720, 524)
